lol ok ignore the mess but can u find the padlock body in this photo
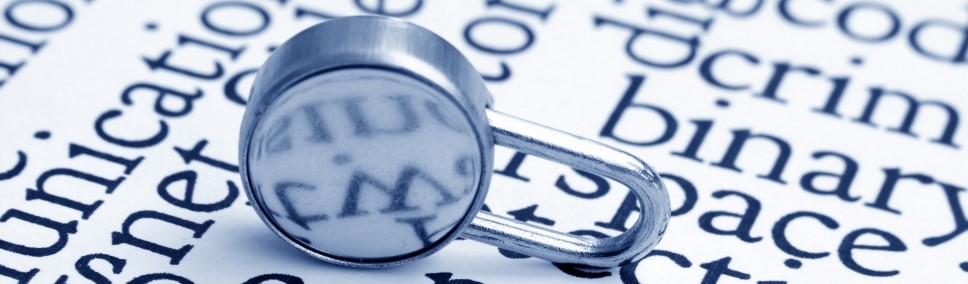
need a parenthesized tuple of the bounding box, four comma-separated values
(239, 16, 495, 267)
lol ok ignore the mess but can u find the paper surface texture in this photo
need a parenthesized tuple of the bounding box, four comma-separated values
(1, 0, 967, 283)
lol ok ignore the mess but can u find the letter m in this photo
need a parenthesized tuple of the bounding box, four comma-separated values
(854, 87, 960, 148)
(338, 166, 458, 218)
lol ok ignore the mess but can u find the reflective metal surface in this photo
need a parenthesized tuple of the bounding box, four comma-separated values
(240, 16, 494, 267)
(246, 68, 481, 259)
(239, 15, 670, 268)
(465, 110, 669, 268)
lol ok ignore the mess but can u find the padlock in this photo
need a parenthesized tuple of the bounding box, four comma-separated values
(238, 15, 670, 268)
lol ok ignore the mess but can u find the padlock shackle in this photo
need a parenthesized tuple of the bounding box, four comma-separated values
(462, 110, 671, 268)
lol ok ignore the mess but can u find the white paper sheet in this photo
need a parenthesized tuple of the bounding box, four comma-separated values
(1, 0, 967, 283)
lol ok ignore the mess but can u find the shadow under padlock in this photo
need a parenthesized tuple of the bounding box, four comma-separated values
(238, 15, 670, 268)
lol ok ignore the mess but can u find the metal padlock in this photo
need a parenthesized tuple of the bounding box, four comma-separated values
(238, 16, 670, 268)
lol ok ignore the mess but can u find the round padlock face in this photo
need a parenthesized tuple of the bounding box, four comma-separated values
(245, 67, 484, 261)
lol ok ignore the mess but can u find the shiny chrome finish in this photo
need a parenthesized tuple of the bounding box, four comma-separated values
(239, 15, 670, 268)
(463, 110, 669, 267)
(240, 16, 494, 268)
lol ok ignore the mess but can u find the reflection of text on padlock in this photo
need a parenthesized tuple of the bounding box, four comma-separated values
(239, 16, 670, 268)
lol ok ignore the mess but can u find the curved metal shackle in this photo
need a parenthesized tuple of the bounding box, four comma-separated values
(467, 110, 670, 268)
(238, 15, 670, 268)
